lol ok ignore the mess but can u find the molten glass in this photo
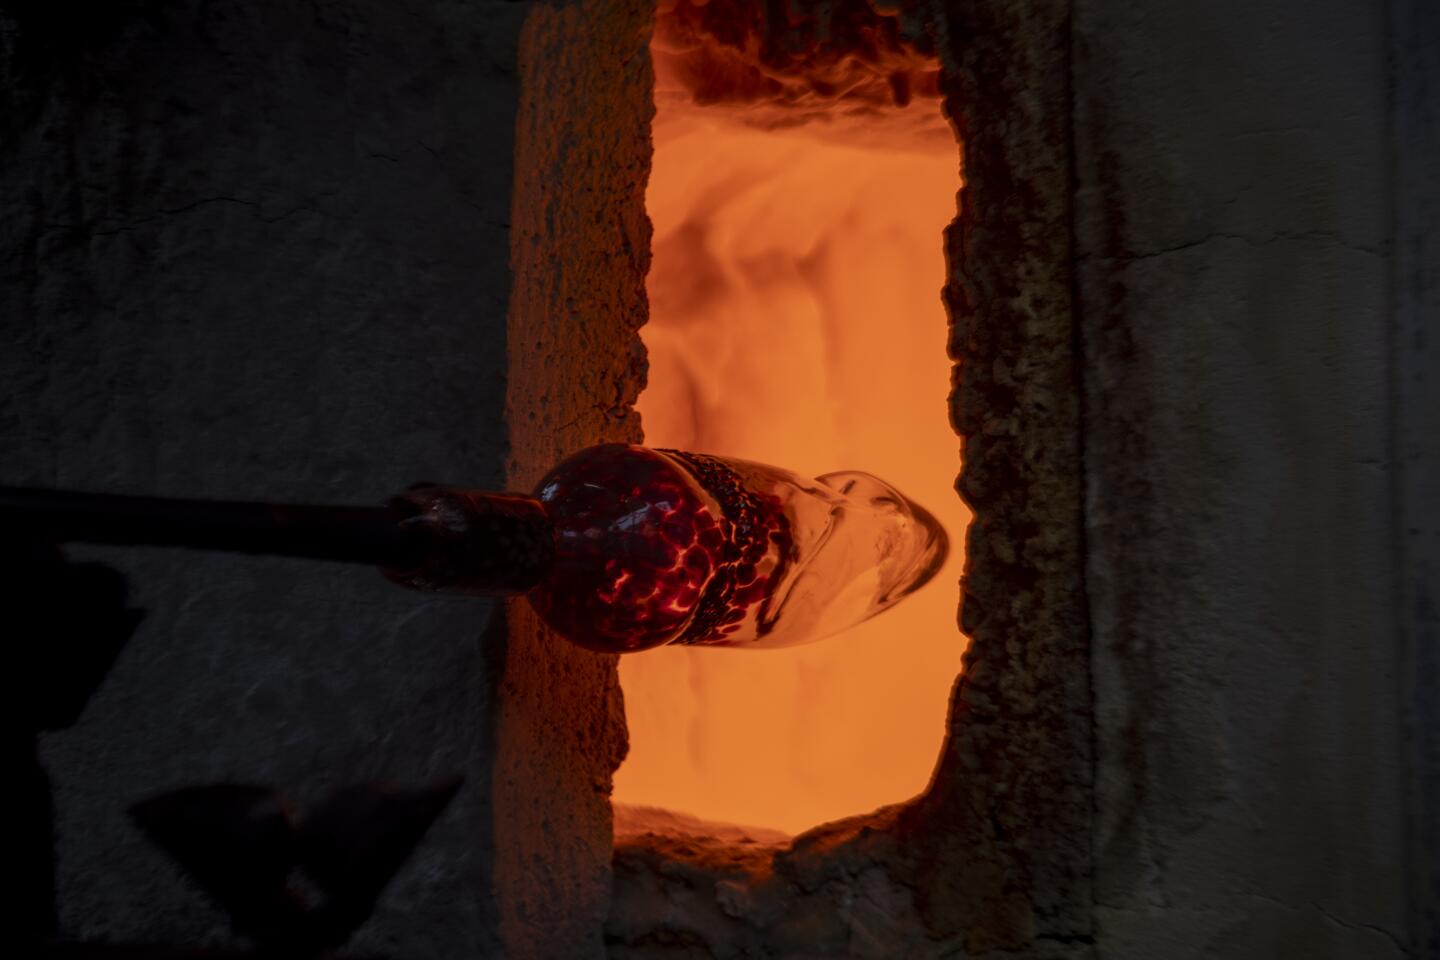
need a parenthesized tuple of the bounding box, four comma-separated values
(1, 443, 947, 658)
(526, 444, 947, 653)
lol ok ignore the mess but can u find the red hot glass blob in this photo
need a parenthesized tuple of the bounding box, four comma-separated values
(527, 445, 724, 653)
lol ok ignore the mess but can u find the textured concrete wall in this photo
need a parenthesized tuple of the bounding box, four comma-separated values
(502, 2, 650, 958)
(1393, 3, 1440, 956)
(1074, 1, 1428, 957)
(908, 0, 1091, 950)
(0, 2, 527, 956)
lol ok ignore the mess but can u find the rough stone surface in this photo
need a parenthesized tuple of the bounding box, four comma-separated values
(2, 2, 521, 956)
(611, 808, 941, 960)
(502, 2, 651, 958)
(1073, 1, 1427, 957)
(904, 0, 1092, 950)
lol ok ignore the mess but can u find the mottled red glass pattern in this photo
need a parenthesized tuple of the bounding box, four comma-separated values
(665, 450, 792, 644)
(526, 444, 946, 654)
(527, 445, 727, 652)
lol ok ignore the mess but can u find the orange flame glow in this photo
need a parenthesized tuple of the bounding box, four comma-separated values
(618, 1, 967, 834)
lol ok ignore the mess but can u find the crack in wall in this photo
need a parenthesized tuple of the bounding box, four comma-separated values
(1247, 894, 1412, 958)
(38, 195, 348, 238)
(1078, 230, 1386, 264)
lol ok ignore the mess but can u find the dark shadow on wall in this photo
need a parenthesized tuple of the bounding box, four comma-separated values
(0, 2, 529, 956)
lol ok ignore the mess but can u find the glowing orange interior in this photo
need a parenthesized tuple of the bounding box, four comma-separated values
(618, 10, 967, 834)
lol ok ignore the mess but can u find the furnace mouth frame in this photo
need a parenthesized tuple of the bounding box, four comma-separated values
(607, 1, 1092, 953)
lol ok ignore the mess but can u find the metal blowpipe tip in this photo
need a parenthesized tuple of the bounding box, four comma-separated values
(3, 445, 948, 654)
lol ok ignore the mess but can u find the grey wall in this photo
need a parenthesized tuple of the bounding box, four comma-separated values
(1, 2, 527, 955)
(1394, 2, 1440, 956)
(501, 2, 650, 958)
(1074, 1, 1434, 957)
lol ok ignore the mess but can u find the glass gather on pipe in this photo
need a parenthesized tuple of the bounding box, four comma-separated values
(521, 444, 948, 653)
(2, 444, 947, 655)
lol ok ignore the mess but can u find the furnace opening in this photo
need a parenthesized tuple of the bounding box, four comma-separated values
(619, 1, 968, 834)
